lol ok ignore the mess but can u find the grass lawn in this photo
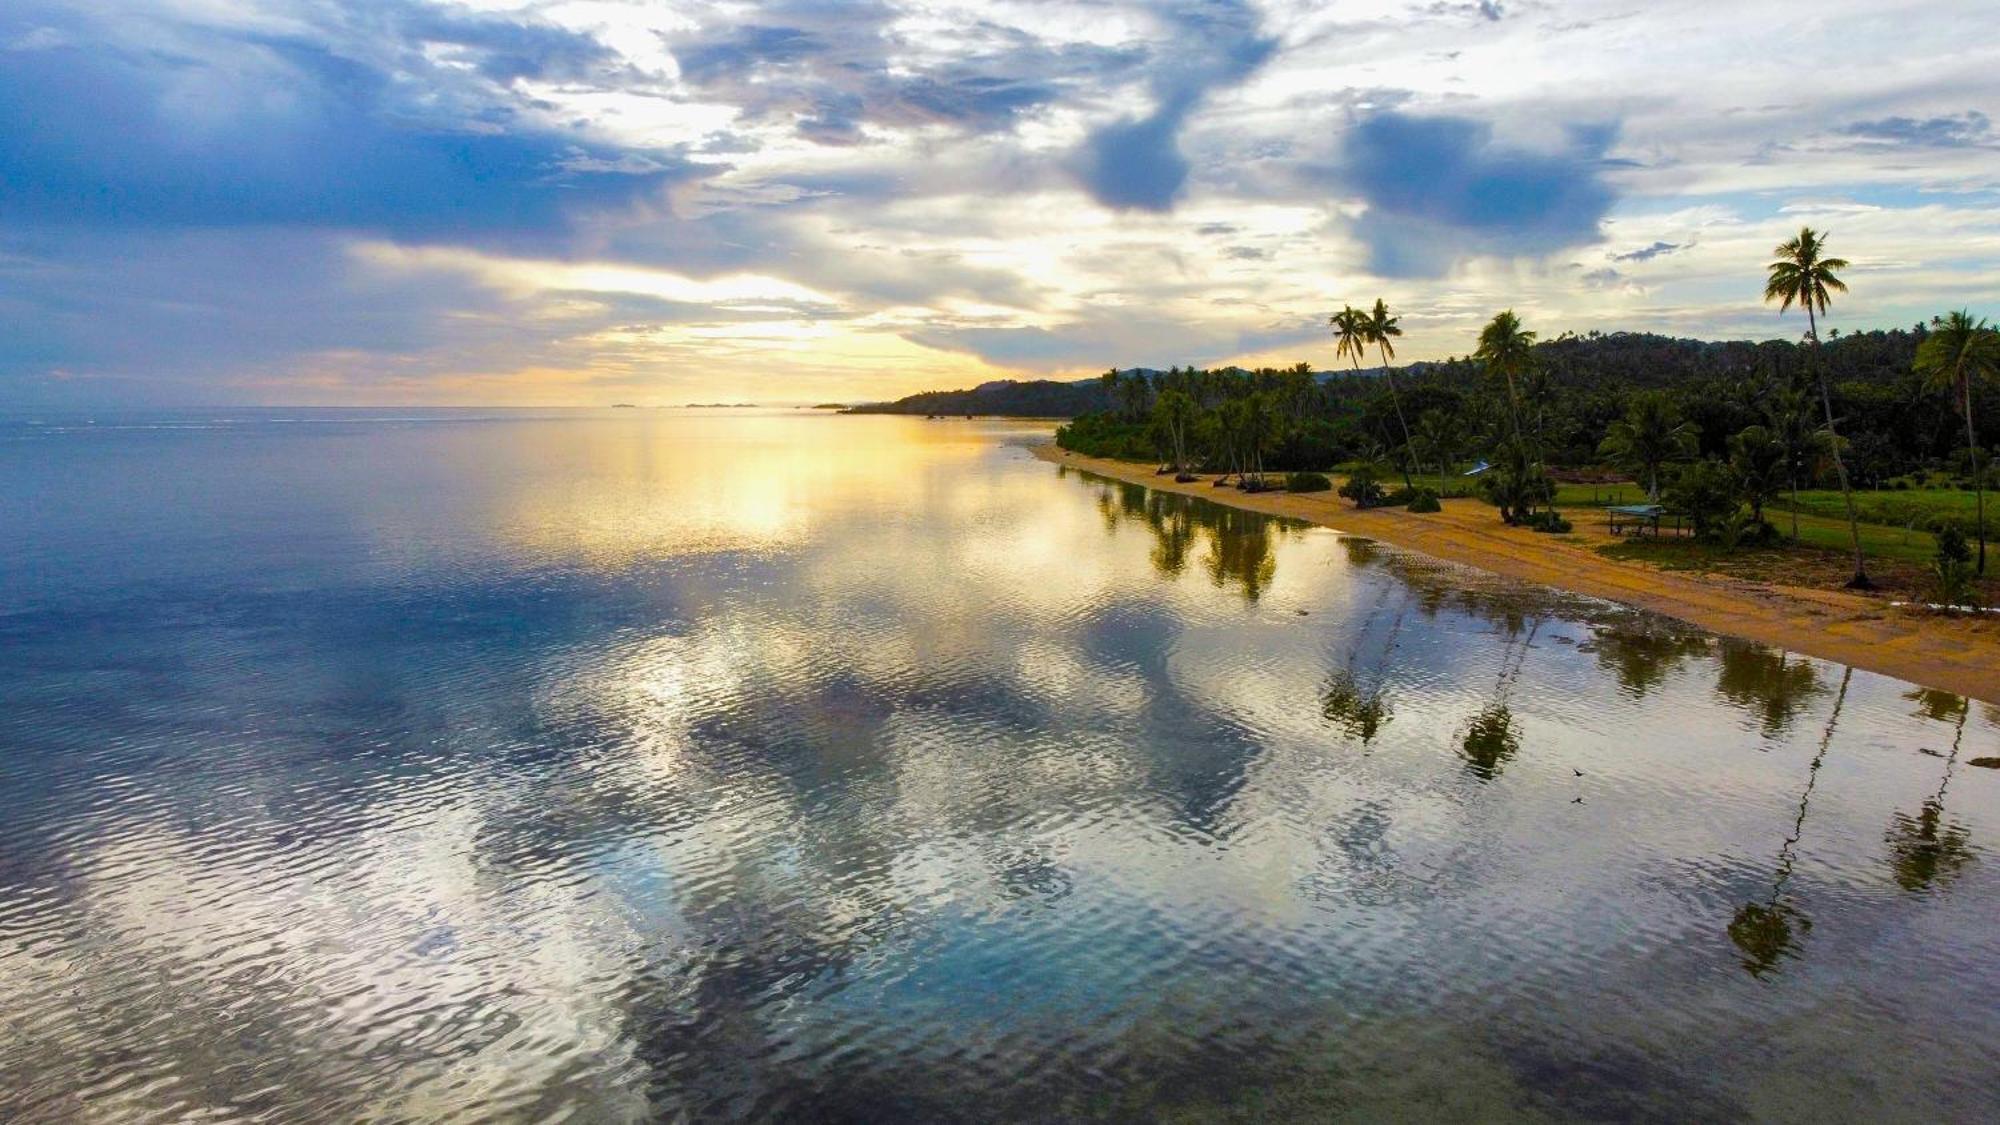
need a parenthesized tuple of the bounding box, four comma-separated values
(1773, 488, 1988, 530)
(1554, 483, 1983, 566)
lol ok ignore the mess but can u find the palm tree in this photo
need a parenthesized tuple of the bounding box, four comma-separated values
(1365, 299, 1417, 482)
(1475, 310, 1537, 441)
(1598, 391, 1699, 500)
(1413, 408, 1456, 495)
(1914, 310, 2000, 574)
(1766, 386, 1824, 543)
(1731, 425, 1787, 529)
(1764, 227, 1869, 588)
(1153, 389, 1197, 473)
(1336, 304, 1416, 484)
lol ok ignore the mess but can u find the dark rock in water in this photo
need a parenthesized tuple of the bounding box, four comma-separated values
(1970, 757, 2000, 769)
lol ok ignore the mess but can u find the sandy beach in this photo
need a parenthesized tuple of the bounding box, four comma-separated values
(1036, 445, 2000, 703)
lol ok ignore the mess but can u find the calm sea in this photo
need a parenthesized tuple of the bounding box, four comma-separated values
(2, 408, 1996, 1121)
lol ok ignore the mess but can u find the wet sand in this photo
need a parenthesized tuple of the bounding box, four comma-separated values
(1035, 445, 2000, 703)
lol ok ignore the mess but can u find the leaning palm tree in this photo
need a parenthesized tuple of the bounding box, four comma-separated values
(1764, 227, 1869, 588)
(1475, 310, 1537, 441)
(1333, 306, 1410, 488)
(1365, 299, 1417, 480)
(1914, 310, 2000, 574)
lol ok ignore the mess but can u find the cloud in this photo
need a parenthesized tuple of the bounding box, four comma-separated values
(1837, 111, 1992, 148)
(1611, 241, 1683, 262)
(0, 1, 694, 244)
(1331, 112, 1620, 277)
(1417, 1, 1508, 21)
(1069, 0, 1276, 212)
(665, 2, 1129, 144)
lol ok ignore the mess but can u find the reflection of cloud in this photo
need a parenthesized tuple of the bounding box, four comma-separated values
(7, 422, 1993, 1115)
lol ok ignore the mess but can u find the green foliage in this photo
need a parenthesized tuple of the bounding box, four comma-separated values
(1598, 391, 1699, 499)
(1480, 438, 1555, 525)
(1665, 459, 1743, 540)
(1338, 466, 1387, 508)
(1406, 488, 1442, 513)
(1730, 424, 1787, 526)
(1284, 471, 1332, 493)
(1929, 524, 1981, 609)
(1054, 414, 1155, 460)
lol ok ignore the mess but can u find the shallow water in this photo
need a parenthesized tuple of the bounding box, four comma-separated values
(2, 408, 1997, 1122)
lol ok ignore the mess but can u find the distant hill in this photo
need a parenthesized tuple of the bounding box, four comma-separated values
(844, 378, 1113, 417)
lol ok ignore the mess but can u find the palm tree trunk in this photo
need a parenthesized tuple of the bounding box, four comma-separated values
(1966, 381, 1986, 575)
(1379, 344, 1416, 491)
(1808, 308, 1870, 588)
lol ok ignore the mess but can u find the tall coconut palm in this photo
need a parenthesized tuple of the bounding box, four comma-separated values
(1475, 310, 1536, 441)
(1764, 227, 1868, 588)
(1914, 310, 2000, 574)
(1365, 299, 1417, 481)
(1333, 306, 1411, 488)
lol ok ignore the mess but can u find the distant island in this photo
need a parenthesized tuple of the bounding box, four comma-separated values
(843, 378, 1119, 418)
(811, 403, 847, 410)
(610, 403, 637, 408)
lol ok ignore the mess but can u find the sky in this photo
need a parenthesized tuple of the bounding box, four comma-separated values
(2, 0, 1997, 407)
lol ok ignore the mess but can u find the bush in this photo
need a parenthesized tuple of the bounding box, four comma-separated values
(1407, 488, 1441, 513)
(1527, 510, 1572, 533)
(1664, 459, 1742, 541)
(1930, 524, 1982, 610)
(1053, 413, 1155, 460)
(1285, 471, 1332, 493)
(1338, 466, 1387, 509)
(1380, 486, 1416, 507)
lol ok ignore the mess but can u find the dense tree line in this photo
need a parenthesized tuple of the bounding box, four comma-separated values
(1057, 229, 2000, 596)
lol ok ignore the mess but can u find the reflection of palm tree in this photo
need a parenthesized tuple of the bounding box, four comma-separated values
(1591, 622, 1708, 699)
(1321, 590, 1410, 746)
(1460, 705, 1520, 780)
(1203, 507, 1278, 601)
(1730, 666, 1850, 977)
(1887, 691, 1976, 893)
(1715, 641, 1824, 739)
(1459, 619, 1539, 779)
(1144, 494, 1197, 578)
(1089, 477, 1296, 601)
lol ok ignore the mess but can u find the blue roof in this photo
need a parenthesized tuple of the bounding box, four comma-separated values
(1608, 504, 1666, 516)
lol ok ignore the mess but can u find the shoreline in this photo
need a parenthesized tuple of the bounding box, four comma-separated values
(1033, 444, 2000, 703)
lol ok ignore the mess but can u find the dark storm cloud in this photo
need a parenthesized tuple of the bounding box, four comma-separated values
(1069, 0, 1277, 212)
(0, 1, 692, 245)
(1324, 111, 1619, 277)
(1837, 111, 1992, 148)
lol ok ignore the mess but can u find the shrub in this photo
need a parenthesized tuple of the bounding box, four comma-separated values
(1527, 509, 1572, 533)
(1381, 486, 1416, 507)
(1407, 488, 1441, 513)
(1285, 471, 1332, 493)
(1930, 524, 1981, 610)
(1664, 459, 1742, 541)
(1338, 466, 1387, 509)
